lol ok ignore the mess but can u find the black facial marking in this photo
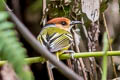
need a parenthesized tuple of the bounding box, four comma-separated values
(61, 21, 67, 26)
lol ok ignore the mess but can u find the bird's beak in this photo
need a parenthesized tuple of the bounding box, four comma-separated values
(68, 21, 82, 32)
(70, 21, 82, 25)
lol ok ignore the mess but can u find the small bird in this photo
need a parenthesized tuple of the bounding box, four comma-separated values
(37, 17, 81, 58)
(37, 17, 81, 80)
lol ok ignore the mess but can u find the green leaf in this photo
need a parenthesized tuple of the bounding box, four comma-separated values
(0, 7, 34, 80)
(0, 12, 9, 22)
(0, 21, 14, 30)
(0, 0, 5, 11)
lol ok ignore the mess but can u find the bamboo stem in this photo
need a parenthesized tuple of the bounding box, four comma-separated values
(102, 54, 107, 80)
(0, 51, 120, 66)
(102, 33, 109, 80)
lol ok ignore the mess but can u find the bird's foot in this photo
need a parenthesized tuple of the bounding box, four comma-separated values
(63, 50, 75, 59)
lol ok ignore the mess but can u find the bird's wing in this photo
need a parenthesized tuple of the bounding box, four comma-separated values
(48, 33, 73, 52)
(37, 33, 48, 48)
(37, 27, 73, 52)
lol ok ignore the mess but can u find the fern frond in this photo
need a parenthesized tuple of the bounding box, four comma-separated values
(0, 11, 34, 80)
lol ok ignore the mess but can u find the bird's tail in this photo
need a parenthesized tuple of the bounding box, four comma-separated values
(46, 61, 55, 80)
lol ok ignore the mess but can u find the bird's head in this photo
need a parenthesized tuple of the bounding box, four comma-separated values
(46, 17, 82, 32)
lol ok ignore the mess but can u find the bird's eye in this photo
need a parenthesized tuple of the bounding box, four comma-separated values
(61, 21, 67, 25)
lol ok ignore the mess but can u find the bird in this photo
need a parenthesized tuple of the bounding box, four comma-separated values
(37, 17, 81, 80)
(37, 17, 81, 58)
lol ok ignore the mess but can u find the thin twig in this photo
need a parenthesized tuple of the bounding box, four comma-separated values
(42, 0, 54, 80)
(102, 13, 117, 77)
(42, 0, 47, 26)
(46, 61, 54, 80)
(3, 1, 83, 80)
(72, 29, 88, 80)
(102, 14, 112, 50)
